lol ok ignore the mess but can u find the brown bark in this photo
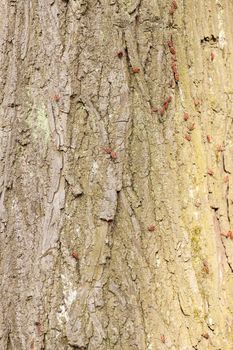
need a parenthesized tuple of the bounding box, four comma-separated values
(1, 0, 233, 349)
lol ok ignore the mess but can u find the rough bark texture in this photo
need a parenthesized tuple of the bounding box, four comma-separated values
(1, 0, 233, 349)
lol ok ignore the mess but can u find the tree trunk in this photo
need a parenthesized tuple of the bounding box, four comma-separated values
(1, 0, 233, 349)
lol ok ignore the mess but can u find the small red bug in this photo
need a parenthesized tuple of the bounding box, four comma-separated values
(169, 8, 175, 15)
(163, 101, 169, 110)
(171, 62, 177, 71)
(52, 95, 60, 102)
(227, 231, 233, 239)
(167, 40, 173, 48)
(183, 112, 189, 121)
(185, 134, 191, 141)
(207, 169, 214, 176)
(103, 147, 112, 154)
(110, 151, 117, 159)
(132, 67, 140, 73)
(169, 47, 176, 55)
(172, 0, 178, 9)
(211, 52, 215, 61)
(174, 72, 179, 82)
(221, 231, 233, 239)
(72, 251, 79, 260)
(147, 224, 156, 232)
(202, 261, 209, 274)
(117, 50, 124, 58)
(160, 334, 165, 343)
(206, 135, 212, 143)
(202, 333, 209, 339)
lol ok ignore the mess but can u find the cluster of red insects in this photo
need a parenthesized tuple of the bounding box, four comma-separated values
(183, 112, 195, 142)
(152, 96, 172, 116)
(117, 49, 140, 74)
(168, 37, 179, 83)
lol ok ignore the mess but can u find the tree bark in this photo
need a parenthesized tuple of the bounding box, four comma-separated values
(1, 0, 233, 349)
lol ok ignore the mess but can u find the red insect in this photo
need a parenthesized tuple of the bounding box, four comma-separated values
(171, 62, 177, 72)
(52, 95, 60, 102)
(211, 52, 215, 61)
(169, 8, 175, 15)
(221, 231, 233, 239)
(202, 333, 209, 339)
(72, 251, 79, 260)
(207, 169, 214, 176)
(174, 72, 179, 82)
(172, 0, 178, 9)
(228, 231, 233, 239)
(103, 147, 112, 154)
(132, 67, 140, 73)
(163, 101, 169, 110)
(185, 134, 191, 141)
(169, 47, 176, 55)
(147, 224, 156, 232)
(183, 112, 189, 121)
(167, 39, 173, 48)
(169, 0, 177, 15)
(161, 334, 165, 343)
(103, 147, 117, 159)
(117, 50, 124, 58)
(206, 135, 212, 143)
(110, 151, 117, 159)
(202, 261, 209, 274)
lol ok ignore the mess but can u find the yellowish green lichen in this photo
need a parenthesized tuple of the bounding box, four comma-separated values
(27, 105, 50, 142)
